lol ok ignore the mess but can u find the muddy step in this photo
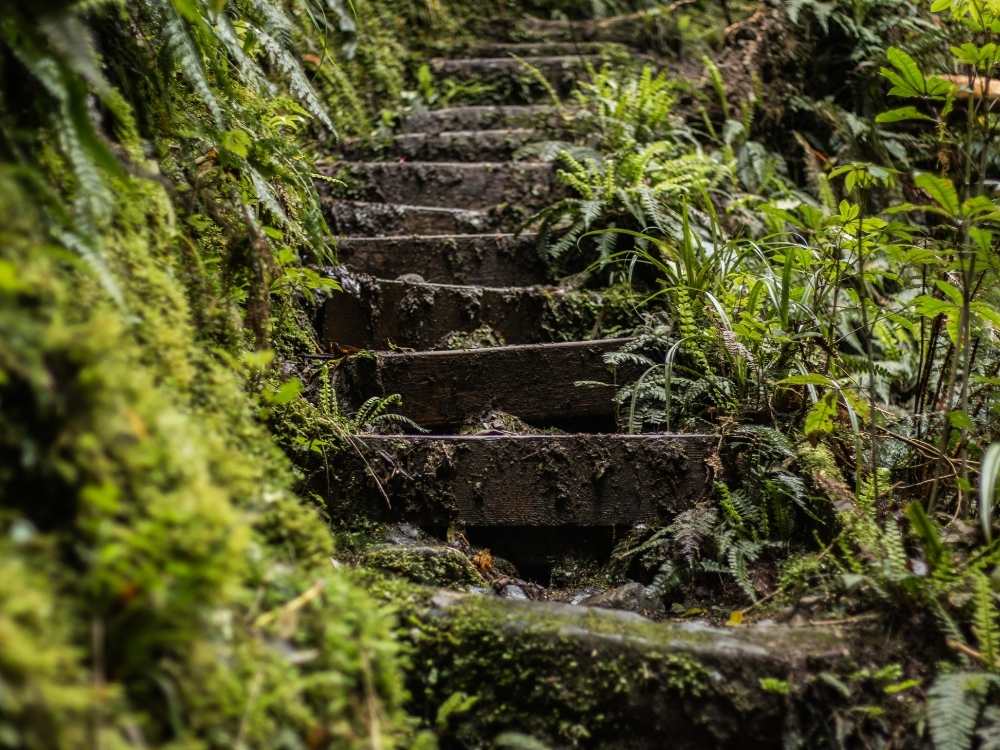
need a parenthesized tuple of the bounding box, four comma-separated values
(463, 40, 627, 57)
(429, 56, 600, 98)
(322, 161, 558, 210)
(335, 234, 549, 286)
(327, 433, 714, 526)
(317, 276, 629, 350)
(404, 591, 851, 749)
(400, 105, 573, 133)
(325, 200, 508, 236)
(334, 338, 630, 431)
(339, 128, 542, 162)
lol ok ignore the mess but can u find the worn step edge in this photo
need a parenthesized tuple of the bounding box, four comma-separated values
(325, 433, 714, 526)
(400, 105, 575, 133)
(338, 128, 541, 161)
(317, 275, 620, 350)
(334, 338, 632, 429)
(429, 54, 603, 70)
(464, 40, 628, 56)
(324, 200, 509, 236)
(335, 233, 549, 286)
(403, 589, 850, 749)
(321, 161, 558, 210)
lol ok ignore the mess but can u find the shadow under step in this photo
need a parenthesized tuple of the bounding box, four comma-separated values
(317, 276, 628, 350)
(336, 233, 549, 286)
(333, 338, 631, 431)
(339, 128, 542, 162)
(429, 55, 601, 99)
(401, 105, 574, 133)
(405, 590, 851, 749)
(326, 433, 713, 526)
(321, 161, 558, 210)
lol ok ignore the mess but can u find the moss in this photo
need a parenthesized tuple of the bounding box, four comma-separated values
(362, 545, 488, 587)
(380, 589, 822, 748)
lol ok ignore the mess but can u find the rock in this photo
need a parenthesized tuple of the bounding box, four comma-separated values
(406, 591, 853, 749)
(579, 582, 665, 616)
(382, 522, 434, 547)
(499, 583, 529, 600)
(360, 544, 486, 587)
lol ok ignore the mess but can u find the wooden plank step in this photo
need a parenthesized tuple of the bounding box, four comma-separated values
(405, 591, 851, 749)
(317, 276, 625, 350)
(334, 338, 630, 430)
(339, 128, 541, 162)
(464, 40, 626, 57)
(429, 55, 600, 98)
(400, 105, 572, 133)
(335, 234, 549, 286)
(326, 433, 714, 526)
(321, 161, 558, 210)
(324, 200, 506, 236)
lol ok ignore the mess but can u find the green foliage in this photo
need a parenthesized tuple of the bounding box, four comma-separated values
(928, 672, 1000, 750)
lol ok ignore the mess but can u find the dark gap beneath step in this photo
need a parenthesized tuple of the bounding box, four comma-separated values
(463, 525, 622, 583)
(422, 413, 618, 436)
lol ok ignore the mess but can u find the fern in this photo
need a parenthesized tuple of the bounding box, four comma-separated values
(928, 672, 1000, 750)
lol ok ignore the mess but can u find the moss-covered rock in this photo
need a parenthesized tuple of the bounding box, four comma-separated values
(362, 544, 488, 587)
(399, 591, 851, 749)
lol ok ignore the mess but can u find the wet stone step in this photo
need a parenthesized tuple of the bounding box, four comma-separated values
(463, 40, 628, 57)
(324, 200, 507, 236)
(400, 105, 573, 133)
(338, 128, 542, 162)
(335, 234, 549, 286)
(429, 55, 601, 99)
(326, 433, 714, 526)
(405, 591, 851, 749)
(317, 275, 629, 350)
(333, 338, 631, 431)
(321, 161, 559, 210)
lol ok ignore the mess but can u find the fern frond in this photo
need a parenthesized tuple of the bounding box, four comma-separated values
(928, 672, 1000, 750)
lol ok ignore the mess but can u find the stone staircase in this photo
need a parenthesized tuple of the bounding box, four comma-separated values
(315, 26, 851, 747)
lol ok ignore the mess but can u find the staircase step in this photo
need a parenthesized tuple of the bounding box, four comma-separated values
(464, 41, 625, 57)
(429, 55, 600, 99)
(325, 200, 507, 236)
(401, 105, 571, 133)
(340, 128, 541, 162)
(317, 276, 620, 350)
(328, 433, 713, 526)
(322, 161, 558, 210)
(335, 234, 548, 286)
(334, 339, 629, 430)
(405, 591, 851, 749)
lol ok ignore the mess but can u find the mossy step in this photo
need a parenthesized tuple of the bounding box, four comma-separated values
(335, 233, 549, 286)
(404, 590, 851, 748)
(428, 55, 601, 99)
(333, 338, 632, 431)
(321, 161, 559, 210)
(317, 275, 629, 350)
(400, 105, 573, 133)
(325, 200, 509, 236)
(339, 128, 542, 162)
(463, 40, 628, 57)
(520, 13, 666, 43)
(327, 433, 714, 526)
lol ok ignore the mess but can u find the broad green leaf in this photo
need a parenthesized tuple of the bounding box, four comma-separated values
(804, 391, 838, 441)
(876, 106, 934, 123)
(915, 172, 960, 217)
(880, 47, 955, 99)
(779, 373, 836, 387)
